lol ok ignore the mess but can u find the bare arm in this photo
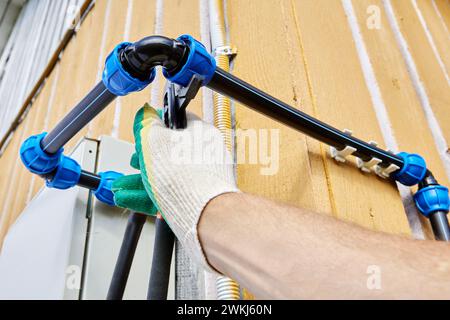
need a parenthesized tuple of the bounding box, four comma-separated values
(199, 192, 450, 299)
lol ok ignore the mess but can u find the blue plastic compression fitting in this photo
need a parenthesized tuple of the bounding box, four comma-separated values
(20, 132, 122, 205)
(393, 152, 427, 187)
(103, 42, 156, 96)
(415, 185, 450, 218)
(102, 35, 216, 96)
(163, 34, 217, 87)
(95, 171, 124, 206)
(20, 132, 63, 175)
(46, 155, 82, 190)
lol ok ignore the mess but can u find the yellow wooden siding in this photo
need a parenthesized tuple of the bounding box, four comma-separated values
(391, 0, 450, 145)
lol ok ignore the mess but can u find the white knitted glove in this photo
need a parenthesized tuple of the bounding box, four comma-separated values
(133, 104, 239, 272)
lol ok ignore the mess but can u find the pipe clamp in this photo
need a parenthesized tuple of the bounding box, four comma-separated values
(214, 45, 238, 59)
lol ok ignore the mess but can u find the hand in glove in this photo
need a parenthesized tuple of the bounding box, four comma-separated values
(112, 104, 239, 272)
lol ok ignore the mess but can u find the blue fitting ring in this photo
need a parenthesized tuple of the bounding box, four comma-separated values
(20, 132, 63, 175)
(102, 42, 156, 96)
(163, 34, 217, 87)
(46, 155, 81, 190)
(392, 152, 427, 186)
(95, 171, 124, 206)
(414, 185, 449, 217)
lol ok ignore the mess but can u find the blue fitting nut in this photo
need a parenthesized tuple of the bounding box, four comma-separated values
(102, 42, 156, 96)
(46, 155, 81, 190)
(414, 185, 449, 217)
(163, 34, 217, 87)
(20, 132, 63, 175)
(393, 152, 427, 186)
(95, 171, 124, 206)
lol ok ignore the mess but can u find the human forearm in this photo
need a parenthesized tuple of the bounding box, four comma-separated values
(199, 192, 450, 299)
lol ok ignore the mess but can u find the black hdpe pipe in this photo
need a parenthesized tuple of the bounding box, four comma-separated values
(430, 212, 450, 241)
(107, 212, 148, 300)
(208, 68, 403, 168)
(147, 215, 175, 300)
(42, 169, 101, 191)
(41, 81, 117, 154)
(77, 170, 101, 190)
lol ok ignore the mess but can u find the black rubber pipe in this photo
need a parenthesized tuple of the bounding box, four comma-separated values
(147, 215, 175, 300)
(41, 81, 117, 154)
(107, 212, 148, 300)
(208, 68, 403, 168)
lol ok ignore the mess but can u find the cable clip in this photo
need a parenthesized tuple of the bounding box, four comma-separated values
(331, 146, 357, 163)
(330, 129, 356, 163)
(375, 163, 401, 179)
(356, 141, 382, 173)
(214, 45, 238, 60)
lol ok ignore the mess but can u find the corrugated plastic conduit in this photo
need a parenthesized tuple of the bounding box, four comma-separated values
(209, 0, 241, 301)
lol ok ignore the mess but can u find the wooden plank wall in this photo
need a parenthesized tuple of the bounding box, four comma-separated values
(0, 0, 449, 252)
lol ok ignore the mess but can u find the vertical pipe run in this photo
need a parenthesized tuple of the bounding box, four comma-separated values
(429, 212, 450, 242)
(209, 0, 241, 301)
(107, 212, 147, 300)
(147, 214, 176, 300)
